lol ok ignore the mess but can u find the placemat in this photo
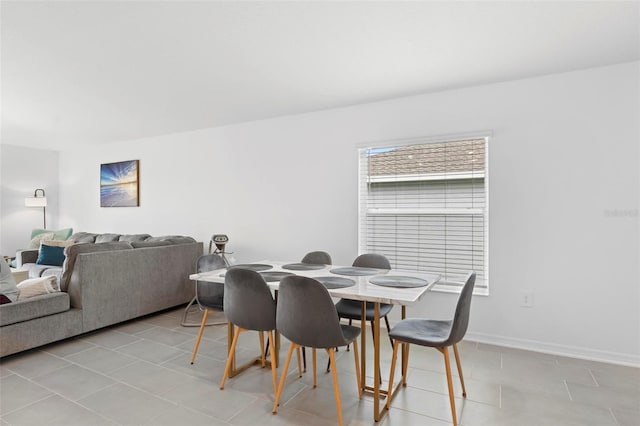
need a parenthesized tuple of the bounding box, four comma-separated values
(330, 266, 383, 276)
(259, 271, 295, 282)
(369, 275, 429, 288)
(314, 276, 356, 289)
(282, 262, 327, 271)
(228, 264, 273, 272)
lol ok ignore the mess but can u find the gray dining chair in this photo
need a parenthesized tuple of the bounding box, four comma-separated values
(272, 275, 361, 426)
(328, 253, 393, 372)
(301, 250, 332, 265)
(189, 253, 227, 364)
(336, 253, 394, 346)
(219, 268, 278, 395)
(264, 250, 332, 372)
(300, 250, 331, 371)
(386, 272, 476, 426)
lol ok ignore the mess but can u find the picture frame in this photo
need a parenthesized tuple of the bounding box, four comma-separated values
(100, 160, 140, 207)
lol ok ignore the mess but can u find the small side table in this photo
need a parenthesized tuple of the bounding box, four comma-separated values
(10, 268, 28, 284)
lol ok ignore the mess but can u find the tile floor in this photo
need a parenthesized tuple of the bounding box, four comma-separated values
(1, 307, 638, 426)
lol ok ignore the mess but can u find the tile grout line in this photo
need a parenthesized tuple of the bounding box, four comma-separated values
(608, 407, 620, 426)
(3, 334, 214, 424)
(1, 366, 117, 424)
(563, 379, 573, 401)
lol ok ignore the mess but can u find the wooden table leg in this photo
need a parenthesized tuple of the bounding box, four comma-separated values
(359, 301, 395, 422)
(227, 320, 278, 378)
(401, 305, 406, 378)
(373, 302, 381, 421)
(360, 301, 366, 393)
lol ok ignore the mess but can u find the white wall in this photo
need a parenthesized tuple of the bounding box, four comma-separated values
(0, 144, 60, 255)
(58, 62, 639, 365)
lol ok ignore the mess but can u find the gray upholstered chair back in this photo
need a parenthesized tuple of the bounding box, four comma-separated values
(301, 251, 332, 265)
(195, 254, 227, 310)
(445, 272, 476, 346)
(277, 276, 349, 349)
(223, 268, 276, 332)
(352, 253, 391, 269)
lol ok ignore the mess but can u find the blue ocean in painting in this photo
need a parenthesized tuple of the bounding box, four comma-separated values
(100, 183, 138, 207)
(100, 161, 139, 207)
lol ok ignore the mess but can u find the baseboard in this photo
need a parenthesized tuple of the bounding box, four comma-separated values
(464, 331, 640, 368)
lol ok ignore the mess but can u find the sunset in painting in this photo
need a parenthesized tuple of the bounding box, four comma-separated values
(100, 160, 139, 207)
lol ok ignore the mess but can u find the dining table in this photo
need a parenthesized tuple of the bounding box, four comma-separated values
(189, 260, 440, 422)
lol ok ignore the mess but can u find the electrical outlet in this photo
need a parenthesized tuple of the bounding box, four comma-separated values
(520, 290, 534, 308)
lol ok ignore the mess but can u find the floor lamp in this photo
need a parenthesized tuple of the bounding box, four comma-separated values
(25, 189, 47, 229)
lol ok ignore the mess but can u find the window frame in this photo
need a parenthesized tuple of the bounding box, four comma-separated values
(357, 132, 490, 295)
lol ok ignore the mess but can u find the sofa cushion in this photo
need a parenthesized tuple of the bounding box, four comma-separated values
(118, 234, 151, 243)
(95, 233, 121, 243)
(17, 276, 59, 301)
(0, 292, 70, 327)
(131, 240, 173, 248)
(69, 232, 98, 243)
(36, 244, 66, 266)
(146, 236, 196, 245)
(60, 242, 133, 291)
(22, 263, 57, 279)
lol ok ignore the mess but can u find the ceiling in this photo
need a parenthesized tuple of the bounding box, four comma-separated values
(1, 1, 638, 151)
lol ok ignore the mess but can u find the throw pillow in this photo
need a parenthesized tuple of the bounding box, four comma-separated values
(0, 258, 19, 302)
(41, 239, 75, 248)
(28, 232, 56, 249)
(36, 243, 66, 266)
(17, 276, 59, 300)
(30, 228, 73, 241)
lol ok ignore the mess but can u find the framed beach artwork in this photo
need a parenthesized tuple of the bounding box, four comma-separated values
(100, 160, 140, 207)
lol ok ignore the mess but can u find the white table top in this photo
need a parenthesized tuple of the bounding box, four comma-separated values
(190, 260, 441, 306)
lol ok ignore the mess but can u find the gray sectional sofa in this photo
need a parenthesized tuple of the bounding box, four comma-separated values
(0, 232, 203, 357)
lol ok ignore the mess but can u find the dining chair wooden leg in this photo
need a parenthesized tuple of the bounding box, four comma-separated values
(312, 348, 317, 388)
(386, 340, 401, 409)
(296, 346, 303, 377)
(220, 326, 243, 389)
(441, 346, 458, 426)
(259, 331, 265, 368)
(384, 315, 393, 347)
(267, 331, 278, 396)
(346, 319, 352, 351)
(352, 339, 362, 398)
(273, 343, 296, 414)
(401, 343, 410, 387)
(302, 347, 307, 372)
(190, 309, 209, 364)
(370, 320, 383, 385)
(452, 343, 467, 397)
(327, 348, 344, 426)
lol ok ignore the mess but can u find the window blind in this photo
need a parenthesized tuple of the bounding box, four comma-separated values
(358, 138, 488, 291)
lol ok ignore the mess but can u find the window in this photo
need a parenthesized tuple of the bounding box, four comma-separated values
(358, 136, 488, 293)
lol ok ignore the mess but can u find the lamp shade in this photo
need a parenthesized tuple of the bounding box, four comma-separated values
(25, 197, 47, 207)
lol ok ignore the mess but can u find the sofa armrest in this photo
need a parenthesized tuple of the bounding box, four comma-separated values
(15, 249, 39, 268)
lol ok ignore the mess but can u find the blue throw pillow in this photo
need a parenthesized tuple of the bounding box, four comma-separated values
(36, 244, 65, 266)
